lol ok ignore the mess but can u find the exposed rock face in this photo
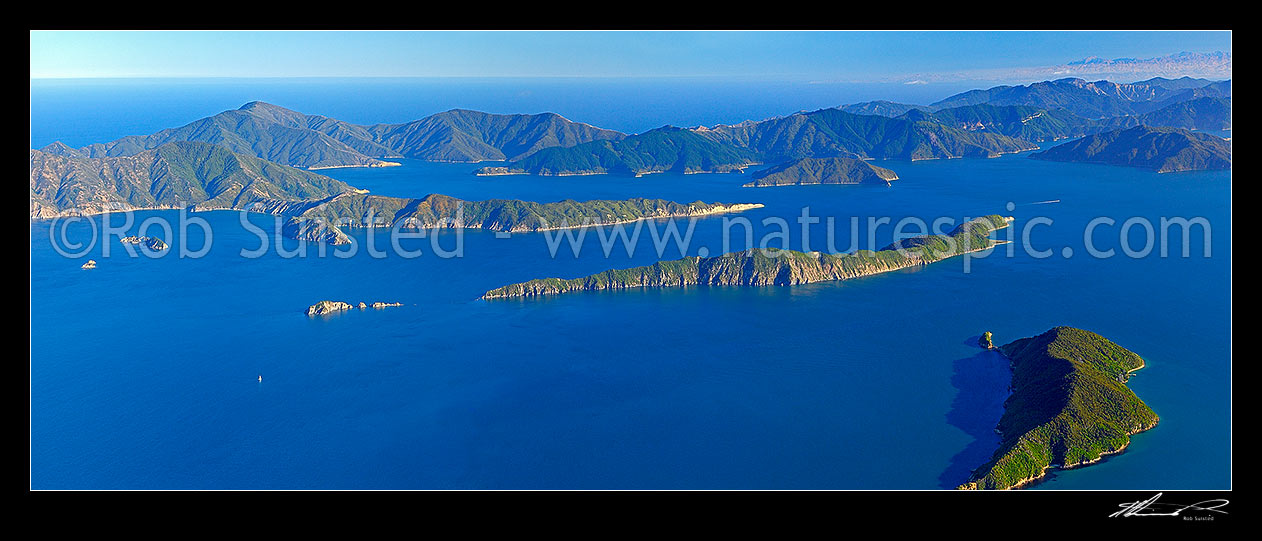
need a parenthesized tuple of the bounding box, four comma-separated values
(472, 126, 759, 176)
(29, 141, 355, 219)
(743, 157, 899, 187)
(31, 143, 758, 246)
(956, 327, 1158, 490)
(305, 301, 354, 316)
(472, 167, 520, 177)
(477, 109, 1036, 176)
(282, 216, 353, 245)
(483, 215, 1013, 299)
(306, 300, 402, 316)
(119, 236, 168, 251)
(706, 108, 1037, 162)
(288, 193, 764, 241)
(979, 331, 994, 349)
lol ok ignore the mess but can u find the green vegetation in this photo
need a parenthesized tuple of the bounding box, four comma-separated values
(29, 141, 759, 246)
(36, 86, 1231, 176)
(743, 157, 898, 187)
(1031, 126, 1231, 172)
(475, 126, 760, 176)
(478, 108, 1038, 176)
(911, 99, 1231, 143)
(483, 214, 1011, 298)
(285, 194, 761, 244)
(40, 102, 624, 169)
(839, 101, 930, 117)
(979, 331, 993, 349)
(368, 108, 625, 162)
(957, 327, 1158, 490)
(40, 102, 395, 169)
(1098, 97, 1232, 132)
(29, 141, 354, 218)
(710, 108, 1036, 162)
(119, 236, 168, 251)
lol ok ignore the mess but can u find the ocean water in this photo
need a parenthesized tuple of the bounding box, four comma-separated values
(29, 77, 983, 149)
(29, 80, 1231, 489)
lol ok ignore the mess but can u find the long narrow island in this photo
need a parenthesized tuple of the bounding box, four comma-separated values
(957, 327, 1158, 490)
(482, 214, 1011, 298)
(284, 193, 764, 244)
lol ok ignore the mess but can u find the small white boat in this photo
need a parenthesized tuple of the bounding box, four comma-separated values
(258, 375, 263, 383)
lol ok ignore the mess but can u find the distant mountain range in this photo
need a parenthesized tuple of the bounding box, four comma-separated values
(39, 102, 624, 170)
(898, 97, 1231, 143)
(482, 215, 1013, 299)
(1030, 126, 1231, 173)
(33, 74, 1232, 203)
(477, 108, 1038, 176)
(476, 125, 762, 176)
(846, 77, 1230, 122)
(928, 77, 1231, 118)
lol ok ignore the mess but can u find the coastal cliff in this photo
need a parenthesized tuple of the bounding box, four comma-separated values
(1030, 126, 1230, 172)
(285, 193, 763, 245)
(743, 157, 899, 187)
(956, 327, 1159, 490)
(306, 300, 404, 316)
(483, 214, 1011, 299)
(29, 141, 356, 218)
(30, 142, 760, 247)
(119, 236, 168, 251)
(40, 102, 625, 169)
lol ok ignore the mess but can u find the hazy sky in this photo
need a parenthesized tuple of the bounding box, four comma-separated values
(30, 30, 1232, 82)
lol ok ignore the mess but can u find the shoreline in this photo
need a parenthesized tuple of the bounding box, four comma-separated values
(475, 162, 762, 178)
(330, 203, 766, 234)
(984, 417, 1160, 490)
(308, 161, 402, 171)
(958, 334, 1157, 490)
(483, 216, 1013, 299)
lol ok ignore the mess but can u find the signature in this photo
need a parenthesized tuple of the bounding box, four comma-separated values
(1110, 493, 1229, 518)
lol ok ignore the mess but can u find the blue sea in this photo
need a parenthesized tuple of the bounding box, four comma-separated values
(29, 79, 1231, 489)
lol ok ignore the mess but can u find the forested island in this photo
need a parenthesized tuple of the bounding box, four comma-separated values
(957, 327, 1158, 490)
(482, 214, 1011, 298)
(742, 157, 899, 187)
(284, 194, 763, 245)
(843, 77, 1230, 142)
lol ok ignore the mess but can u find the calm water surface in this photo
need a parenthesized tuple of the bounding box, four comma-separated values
(29, 82, 1231, 489)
